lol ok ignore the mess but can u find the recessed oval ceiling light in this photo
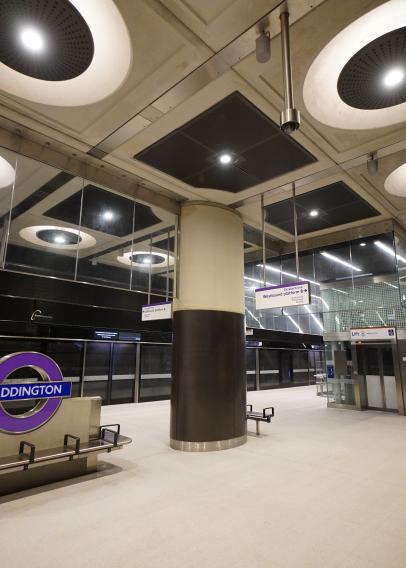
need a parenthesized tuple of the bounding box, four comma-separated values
(20, 27, 45, 53)
(0, 156, 15, 189)
(384, 163, 406, 197)
(309, 209, 319, 217)
(360, 242, 367, 247)
(303, 0, 406, 129)
(383, 67, 405, 89)
(218, 153, 233, 165)
(19, 226, 96, 250)
(0, 0, 132, 106)
(117, 250, 174, 268)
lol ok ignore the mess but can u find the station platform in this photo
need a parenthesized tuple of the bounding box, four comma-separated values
(2, 386, 406, 568)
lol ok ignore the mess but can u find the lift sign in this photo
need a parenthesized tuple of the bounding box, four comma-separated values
(0, 352, 71, 435)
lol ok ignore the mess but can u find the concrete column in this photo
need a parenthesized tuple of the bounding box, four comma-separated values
(170, 202, 247, 451)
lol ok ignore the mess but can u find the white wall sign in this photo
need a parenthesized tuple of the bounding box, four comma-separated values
(142, 302, 172, 321)
(255, 281, 311, 310)
(350, 327, 396, 341)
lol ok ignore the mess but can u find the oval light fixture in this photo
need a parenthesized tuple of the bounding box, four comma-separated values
(303, 0, 406, 129)
(19, 226, 96, 250)
(384, 163, 406, 197)
(117, 250, 174, 268)
(0, 0, 132, 106)
(0, 156, 15, 189)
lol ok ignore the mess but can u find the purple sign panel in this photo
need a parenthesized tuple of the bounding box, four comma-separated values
(0, 352, 69, 435)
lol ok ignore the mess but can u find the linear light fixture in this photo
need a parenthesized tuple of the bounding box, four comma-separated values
(384, 281, 398, 290)
(244, 276, 275, 287)
(286, 314, 303, 333)
(331, 288, 349, 295)
(312, 294, 330, 310)
(320, 251, 361, 272)
(245, 307, 264, 329)
(257, 264, 320, 287)
(304, 305, 324, 331)
(374, 240, 406, 264)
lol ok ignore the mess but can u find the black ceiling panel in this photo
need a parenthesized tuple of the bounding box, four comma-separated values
(241, 133, 316, 181)
(185, 163, 258, 193)
(45, 185, 162, 237)
(265, 182, 380, 235)
(182, 93, 280, 153)
(135, 92, 317, 192)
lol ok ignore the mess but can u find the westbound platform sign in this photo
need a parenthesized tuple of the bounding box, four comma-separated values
(255, 281, 311, 310)
(142, 301, 172, 321)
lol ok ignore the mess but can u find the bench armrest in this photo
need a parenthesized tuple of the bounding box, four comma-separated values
(263, 407, 274, 418)
(64, 434, 80, 454)
(19, 441, 36, 462)
(100, 424, 121, 446)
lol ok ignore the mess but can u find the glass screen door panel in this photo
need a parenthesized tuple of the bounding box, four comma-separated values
(246, 348, 256, 391)
(110, 343, 136, 404)
(83, 342, 110, 403)
(366, 375, 384, 408)
(280, 351, 292, 385)
(139, 344, 172, 402)
(259, 349, 279, 389)
(292, 351, 309, 385)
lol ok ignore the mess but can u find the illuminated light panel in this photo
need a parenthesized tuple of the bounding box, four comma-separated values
(303, 0, 406, 129)
(0, 156, 15, 188)
(320, 251, 361, 272)
(383, 67, 404, 88)
(20, 27, 45, 53)
(374, 240, 406, 264)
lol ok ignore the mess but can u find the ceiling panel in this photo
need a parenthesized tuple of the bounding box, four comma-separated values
(265, 181, 380, 235)
(135, 92, 317, 192)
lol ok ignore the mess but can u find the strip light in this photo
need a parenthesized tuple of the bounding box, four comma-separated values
(312, 294, 330, 310)
(304, 305, 324, 331)
(320, 251, 361, 272)
(374, 240, 406, 264)
(245, 307, 264, 329)
(257, 264, 320, 287)
(287, 314, 303, 334)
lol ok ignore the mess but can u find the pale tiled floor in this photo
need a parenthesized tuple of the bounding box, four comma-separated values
(2, 386, 406, 567)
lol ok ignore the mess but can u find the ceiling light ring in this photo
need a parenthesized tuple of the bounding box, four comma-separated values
(117, 250, 174, 269)
(19, 225, 96, 250)
(0, 0, 132, 106)
(303, 0, 406, 129)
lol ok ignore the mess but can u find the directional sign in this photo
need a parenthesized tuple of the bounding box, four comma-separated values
(255, 281, 311, 310)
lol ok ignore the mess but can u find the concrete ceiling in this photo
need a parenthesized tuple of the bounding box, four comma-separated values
(0, 0, 405, 246)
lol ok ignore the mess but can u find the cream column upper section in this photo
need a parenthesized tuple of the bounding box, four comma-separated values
(174, 202, 245, 315)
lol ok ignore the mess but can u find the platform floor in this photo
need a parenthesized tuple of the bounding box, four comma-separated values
(2, 386, 406, 567)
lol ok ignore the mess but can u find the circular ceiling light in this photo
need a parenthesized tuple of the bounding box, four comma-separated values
(218, 153, 233, 165)
(0, 156, 15, 188)
(383, 67, 405, 89)
(19, 226, 96, 250)
(384, 163, 406, 197)
(309, 209, 319, 217)
(360, 242, 367, 247)
(303, 0, 406, 129)
(20, 27, 45, 53)
(0, 0, 131, 106)
(102, 210, 114, 221)
(117, 250, 174, 268)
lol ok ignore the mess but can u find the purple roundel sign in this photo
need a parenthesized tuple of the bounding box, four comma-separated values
(0, 352, 68, 434)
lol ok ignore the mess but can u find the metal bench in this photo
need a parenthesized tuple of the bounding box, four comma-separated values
(246, 405, 274, 435)
(0, 424, 132, 473)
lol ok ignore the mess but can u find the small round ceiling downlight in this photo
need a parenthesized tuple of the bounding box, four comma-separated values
(384, 163, 406, 197)
(0, 0, 132, 106)
(303, 0, 406, 129)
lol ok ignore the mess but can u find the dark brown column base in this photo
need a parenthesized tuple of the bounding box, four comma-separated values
(170, 309, 246, 450)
